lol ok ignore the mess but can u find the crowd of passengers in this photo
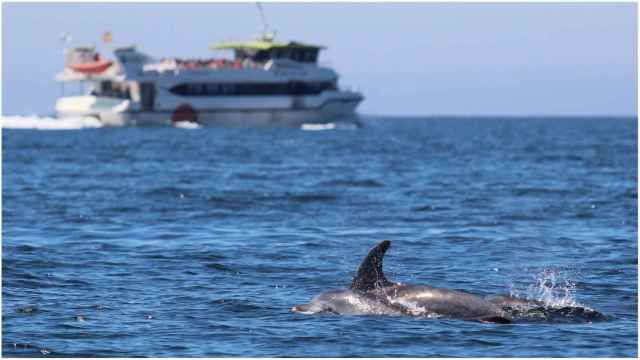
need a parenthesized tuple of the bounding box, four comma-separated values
(159, 58, 262, 70)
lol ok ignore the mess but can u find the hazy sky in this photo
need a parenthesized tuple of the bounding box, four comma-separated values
(2, 2, 637, 116)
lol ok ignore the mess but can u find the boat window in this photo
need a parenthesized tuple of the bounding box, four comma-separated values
(221, 84, 235, 94)
(303, 50, 319, 63)
(169, 81, 336, 96)
(238, 47, 320, 63)
(209, 84, 219, 93)
(252, 50, 271, 62)
(92, 81, 131, 99)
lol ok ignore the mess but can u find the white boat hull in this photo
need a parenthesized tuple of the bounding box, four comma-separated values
(56, 93, 362, 128)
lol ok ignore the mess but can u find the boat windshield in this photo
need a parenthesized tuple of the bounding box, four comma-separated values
(234, 47, 319, 63)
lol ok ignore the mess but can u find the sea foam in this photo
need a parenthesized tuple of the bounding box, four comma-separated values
(2, 115, 103, 130)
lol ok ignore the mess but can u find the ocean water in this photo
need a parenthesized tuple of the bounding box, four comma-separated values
(2, 116, 637, 357)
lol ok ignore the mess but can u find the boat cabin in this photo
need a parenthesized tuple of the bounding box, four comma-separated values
(211, 40, 325, 64)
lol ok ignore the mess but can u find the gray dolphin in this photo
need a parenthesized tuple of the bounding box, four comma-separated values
(292, 240, 512, 323)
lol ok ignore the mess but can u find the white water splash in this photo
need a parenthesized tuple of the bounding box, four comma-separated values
(300, 121, 359, 131)
(2, 115, 103, 130)
(509, 268, 581, 308)
(172, 121, 201, 129)
(301, 123, 337, 131)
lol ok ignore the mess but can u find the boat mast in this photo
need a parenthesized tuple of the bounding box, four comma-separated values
(256, 2, 275, 41)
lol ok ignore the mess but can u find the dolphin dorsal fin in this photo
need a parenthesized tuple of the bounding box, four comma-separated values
(350, 240, 394, 292)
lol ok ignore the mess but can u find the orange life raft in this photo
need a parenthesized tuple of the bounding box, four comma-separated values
(69, 59, 113, 74)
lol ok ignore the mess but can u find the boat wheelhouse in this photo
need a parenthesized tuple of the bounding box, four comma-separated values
(55, 36, 363, 127)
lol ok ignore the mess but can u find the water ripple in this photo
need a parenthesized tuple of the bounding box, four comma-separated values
(2, 116, 636, 357)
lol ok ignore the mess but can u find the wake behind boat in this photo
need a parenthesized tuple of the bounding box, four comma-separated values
(55, 29, 363, 128)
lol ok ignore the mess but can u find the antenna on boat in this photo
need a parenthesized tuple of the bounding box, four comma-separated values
(60, 32, 73, 45)
(256, 2, 275, 41)
(59, 32, 73, 59)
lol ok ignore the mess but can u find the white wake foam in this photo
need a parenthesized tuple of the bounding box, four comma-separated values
(301, 122, 337, 131)
(300, 121, 359, 131)
(172, 121, 201, 129)
(2, 115, 103, 130)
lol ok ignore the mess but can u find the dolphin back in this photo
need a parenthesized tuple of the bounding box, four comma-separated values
(350, 240, 394, 291)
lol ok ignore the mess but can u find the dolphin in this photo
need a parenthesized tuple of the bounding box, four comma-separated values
(487, 295, 545, 308)
(292, 240, 512, 323)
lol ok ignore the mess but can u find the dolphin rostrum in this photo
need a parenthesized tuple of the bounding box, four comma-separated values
(292, 240, 513, 323)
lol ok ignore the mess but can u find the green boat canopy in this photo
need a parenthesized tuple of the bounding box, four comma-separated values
(211, 40, 326, 51)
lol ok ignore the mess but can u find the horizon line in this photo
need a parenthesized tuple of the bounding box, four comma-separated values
(364, 113, 638, 119)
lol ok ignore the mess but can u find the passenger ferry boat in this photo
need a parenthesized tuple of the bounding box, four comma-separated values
(55, 34, 364, 127)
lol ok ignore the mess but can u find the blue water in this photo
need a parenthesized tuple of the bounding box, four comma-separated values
(2, 116, 637, 357)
